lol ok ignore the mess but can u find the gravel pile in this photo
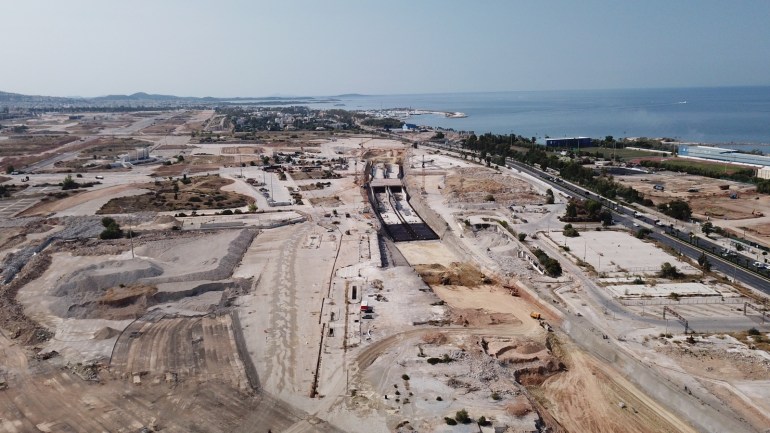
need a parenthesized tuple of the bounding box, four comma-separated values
(1, 216, 104, 284)
(145, 228, 257, 284)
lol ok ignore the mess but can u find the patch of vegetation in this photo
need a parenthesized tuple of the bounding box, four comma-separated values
(533, 248, 562, 277)
(97, 175, 249, 214)
(563, 223, 579, 237)
(455, 409, 472, 424)
(659, 262, 683, 279)
(657, 199, 692, 221)
(636, 228, 652, 239)
(361, 117, 404, 129)
(99, 217, 123, 240)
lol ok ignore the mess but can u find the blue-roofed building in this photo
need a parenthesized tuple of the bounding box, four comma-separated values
(543, 137, 592, 148)
(678, 145, 770, 168)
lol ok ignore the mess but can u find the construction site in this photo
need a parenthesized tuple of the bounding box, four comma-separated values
(1, 110, 769, 433)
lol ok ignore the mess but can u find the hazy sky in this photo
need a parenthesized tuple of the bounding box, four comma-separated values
(2, 0, 769, 97)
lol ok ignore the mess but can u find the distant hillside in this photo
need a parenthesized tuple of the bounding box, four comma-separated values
(0, 90, 343, 108)
(0, 90, 80, 104)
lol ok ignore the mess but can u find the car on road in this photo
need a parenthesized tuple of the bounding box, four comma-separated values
(632, 223, 639, 227)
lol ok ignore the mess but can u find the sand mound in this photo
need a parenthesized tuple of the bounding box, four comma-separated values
(154, 215, 178, 224)
(54, 259, 164, 298)
(145, 228, 256, 284)
(414, 262, 491, 287)
(93, 327, 121, 340)
(452, 308, 516, 326)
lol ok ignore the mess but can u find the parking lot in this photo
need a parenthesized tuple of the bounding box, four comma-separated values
(0, 197, 39, 218)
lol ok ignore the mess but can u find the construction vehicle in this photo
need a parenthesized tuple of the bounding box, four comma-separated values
(530, 312, 541, 320)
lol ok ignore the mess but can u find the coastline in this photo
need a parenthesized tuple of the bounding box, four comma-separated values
(325, 87, 770, 145)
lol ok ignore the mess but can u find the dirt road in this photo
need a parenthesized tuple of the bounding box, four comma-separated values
(536, 340, 699, 433)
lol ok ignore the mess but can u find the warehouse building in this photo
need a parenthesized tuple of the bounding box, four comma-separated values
(678, 145, 770, 168)
(544, 137, 592, 148)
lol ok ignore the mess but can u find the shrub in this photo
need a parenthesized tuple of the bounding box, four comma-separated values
(221, 209, 233, 215)
(444, 417, 457, 426)
(401, 374, 410, 381)
(748, 327, 761, 336)
(636, 228, 652, 239)
(659, 262, 682, 279)
(99, 217, 123, 240)
(563, 223, 579, 237)
(436, 396, 443, 401)
(518, 233, 527, 242)
(61, 174, 79, 190)
(455, 409, 471, 424)
(478, 416, 491, 427)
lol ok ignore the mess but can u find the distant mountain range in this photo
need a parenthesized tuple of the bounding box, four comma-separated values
(0, 90, 348, 108)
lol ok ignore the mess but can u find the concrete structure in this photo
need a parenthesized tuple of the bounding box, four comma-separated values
(758, 166, 770, 180)
(678, 145, 770, 169)
(544, 137, 591, 148)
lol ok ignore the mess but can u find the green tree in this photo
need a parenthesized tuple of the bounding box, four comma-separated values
(565, 201, 577, 219)
(658, 199, 692, 221)
(585, 199, 602, 218)
(636, 227, 652, 239)
(599, 210, 613, 226)
(99, 217, 123, 240)
(659, 262, 682, 279)
(697, 252, 712, 272)
(701, 221, 714, 236)
(61, 174, 79, 190)
(563, 224, 579, 237)
(455, 409, 471, 424)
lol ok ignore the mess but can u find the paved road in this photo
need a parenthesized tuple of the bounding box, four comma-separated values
(0, 197, 39, 218)
(501, 157, 770, 296)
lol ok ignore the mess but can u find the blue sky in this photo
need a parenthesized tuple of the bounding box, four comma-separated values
(2, 0, 769, 97)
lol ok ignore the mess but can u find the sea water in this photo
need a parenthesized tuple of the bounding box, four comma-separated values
(314, 86, 770, 147)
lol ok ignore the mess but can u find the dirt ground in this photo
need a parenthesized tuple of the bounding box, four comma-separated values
(0, 317, 306, 433)
(3, 129, 763, 432)
(652, 334, 770, 428)
(444, 167, 543, 206)
(616, 172, 761, 217)
(414, 262, 492, 287)
(535, 342, 698, 433)
(20, 184, 148, 216)
(98, 175, 250, 213)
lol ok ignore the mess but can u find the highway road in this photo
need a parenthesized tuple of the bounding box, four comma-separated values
(417, 140, 770, 295)
(501, 157, 770, 296)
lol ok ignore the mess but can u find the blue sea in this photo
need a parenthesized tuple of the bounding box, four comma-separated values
(306, 86, 770, 151)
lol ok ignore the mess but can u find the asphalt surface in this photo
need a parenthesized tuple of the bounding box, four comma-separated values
(500, 157, 770, 295)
